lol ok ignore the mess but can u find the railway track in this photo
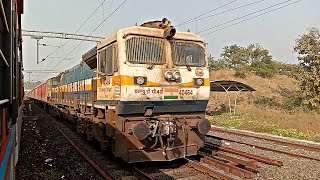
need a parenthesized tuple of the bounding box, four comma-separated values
(197, 135, 287, 179)
(32, 103, 288, 179)
(52, 118, 154, 180)
(55, 125, 114, 180)
(53, 118, 249, 179)
(49, 111, 221, 179)
(211, 127, 320, 153)
(185, 157, 238, 180)
(210, 127, 320, 162)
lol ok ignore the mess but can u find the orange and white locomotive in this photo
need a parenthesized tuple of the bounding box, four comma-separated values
(28, 18, 211, 162)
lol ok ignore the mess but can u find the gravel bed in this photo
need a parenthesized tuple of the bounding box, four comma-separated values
(16, 102, 103, 180)
(53, 117, 133, 180)
(208, 130, 320, 179)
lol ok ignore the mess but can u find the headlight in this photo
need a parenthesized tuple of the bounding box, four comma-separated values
(165, 71, 173, 80)
(173, 72, 181, 80)
(136, 77, 145, 85)
(194, 78, 204, 86)
(134, 76, 147, 85)
(133, 122, 151, 140)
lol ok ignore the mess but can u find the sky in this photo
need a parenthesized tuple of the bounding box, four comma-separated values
(22, 0, 320, 82)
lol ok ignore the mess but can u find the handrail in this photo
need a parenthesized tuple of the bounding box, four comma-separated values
(0, 99, 9, 106)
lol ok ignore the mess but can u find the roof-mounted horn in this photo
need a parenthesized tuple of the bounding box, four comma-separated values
(140, 18, 176, 39)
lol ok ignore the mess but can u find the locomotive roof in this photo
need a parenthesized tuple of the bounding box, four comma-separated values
(97, 25, 205, 49)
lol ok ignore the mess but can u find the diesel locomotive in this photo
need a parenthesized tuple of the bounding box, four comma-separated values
(27, 18, 211, 162)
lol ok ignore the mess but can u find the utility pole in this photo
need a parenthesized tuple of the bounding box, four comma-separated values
(31, 36, 43, 64)
(27, 72, 32, 90)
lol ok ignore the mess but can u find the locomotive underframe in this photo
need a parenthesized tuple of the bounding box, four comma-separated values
(43, 100, 206, 162)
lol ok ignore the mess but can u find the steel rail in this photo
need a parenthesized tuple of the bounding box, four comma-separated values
(129, 167, 155, 180)
(212, 127, 320, 153)
(214, 135, 320, 162)
(200, 148, 259, 169)
(55, 125, 114, 180)
(185, 158, 237, 180)
(205, 142, 283, 166)
(199, 155, 254, 179)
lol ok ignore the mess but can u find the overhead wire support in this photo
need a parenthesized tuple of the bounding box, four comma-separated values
(22, 30, 104, 42)
(197, 0, 298, 35)
(202, 0, 302, 36)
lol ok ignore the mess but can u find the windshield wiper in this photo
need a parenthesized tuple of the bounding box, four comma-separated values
(147, 63, 155, 70)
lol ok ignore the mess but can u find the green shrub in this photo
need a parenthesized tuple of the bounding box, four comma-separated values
(234, 69, 247, 78)
(250, 61, 277, 78)
(209, 59, 228, 70)
(281, 92, 302, 110)
(254, 96, 280, 107)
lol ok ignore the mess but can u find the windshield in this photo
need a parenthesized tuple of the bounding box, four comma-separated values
(126, 36, 166, 64)
(171, 41, 205, 66)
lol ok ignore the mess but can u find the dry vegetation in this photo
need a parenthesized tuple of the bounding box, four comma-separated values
(207, 69, 320, 142)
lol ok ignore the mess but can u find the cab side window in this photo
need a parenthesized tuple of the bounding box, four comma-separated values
(99, 43, 117, 76)
(99, 50, 106, 75)
(105, 45, 113, 75)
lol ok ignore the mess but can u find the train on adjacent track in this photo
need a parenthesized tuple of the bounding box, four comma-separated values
(0, 0, 24, 179)
(27, 18, 212, 162)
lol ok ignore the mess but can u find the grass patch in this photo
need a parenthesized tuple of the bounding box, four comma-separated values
(208, 113, 319, 141)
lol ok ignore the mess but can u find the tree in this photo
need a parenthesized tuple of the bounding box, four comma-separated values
(208, 55, 227, 70)
(294, 27, 320, 109)
(247, 44, 276, 78)
(220, 44, 248, 68)
(220, 44, 276, 78)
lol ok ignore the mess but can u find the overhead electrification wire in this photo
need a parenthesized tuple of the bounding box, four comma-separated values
(34, 1, 108, 82)
(177, 0, 238, 27)
(202, 0, 302, 36)
(178, 0, 267, 27)
(44, 0, 108, 69)
(198, 0, 296, 34)
(53, 0, 128, 70)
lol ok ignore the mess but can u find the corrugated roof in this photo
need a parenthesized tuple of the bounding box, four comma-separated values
(210, 80, 255, 92)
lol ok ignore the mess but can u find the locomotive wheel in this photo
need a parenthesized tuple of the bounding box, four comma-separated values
(86, 132, 93, 141)
(99, 140, 107, 152)
(76, 120, 82, 134)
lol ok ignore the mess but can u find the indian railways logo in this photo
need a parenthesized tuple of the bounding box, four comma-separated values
(195, 67, 204, 77)
(103, 78, 110, 86)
